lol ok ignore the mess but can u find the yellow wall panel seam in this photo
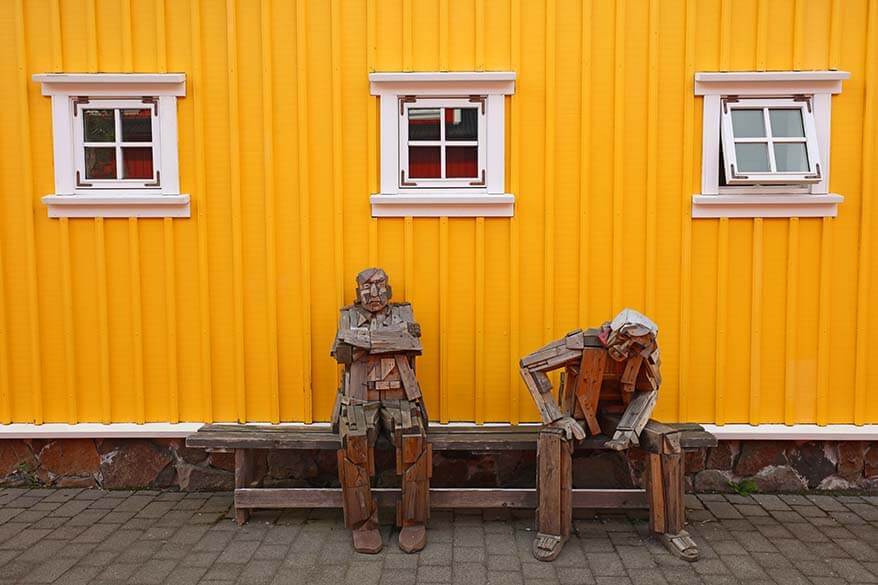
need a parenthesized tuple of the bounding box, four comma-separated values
(829, 0, 842, 67)
(784, 219, 799, 425)
(263, 0, 280, 424)
(226, 0, 247, 423)
(439, 0, 449, 71)
(610, 0, 625, 313)
(544, 0, 556, 343)
(678, 0, 696, 422)
(475, 218, 485, 424)
(508, 0, 521, 425)
(403, 0, 412, 71)
(122, 0, 133, 69)
(816, 218, 832, 425)
(129, 219, 145, 424)
(792, 0, 803, 70)
(15, 0, 44, 424)
(756, 0, 767, 70)
(439, 218, 449, 423)
(750, 219, 763, 424)
(367, 0, 378, 264)
(715, 219, 728, 425)
(475, 0, 485, 70)
(853, 0, 877, 425)
(578, 0, 592, 326)
(404, 220, 413, 300)
(86, 0, 97, 70)
(60, 220, 76, 424)
(95, 220, 111, 423)
(163, 220, 179, 423)
(156, 0, 177, 424)
(296, 0, 314, 423)
(644, 0, 657, 317)
(191, 0, 214, 422)
(0, 230, 10, 424)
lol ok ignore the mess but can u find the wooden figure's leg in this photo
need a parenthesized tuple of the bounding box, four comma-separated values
(648, 447, 698, 561)
(533, 428, 571, 562)
(338, 404, 382, 554)
(395, 403, 430, 553)
(234, 449, 254, 526)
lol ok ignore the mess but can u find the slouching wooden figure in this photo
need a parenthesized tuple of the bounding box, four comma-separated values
(520, 309, 698, 562)
(331, 268, 431, 554)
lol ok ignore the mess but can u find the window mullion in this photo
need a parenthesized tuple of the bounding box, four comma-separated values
(114, 109, 123, 180)
(440, 107, 446, 179)
(763, 107, 777, 172)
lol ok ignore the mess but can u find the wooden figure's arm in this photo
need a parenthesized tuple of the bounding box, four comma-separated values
(519, 332, 588, 440)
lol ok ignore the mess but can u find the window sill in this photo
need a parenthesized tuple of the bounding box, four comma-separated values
(370, 193, 514, 217)
(691, 193, 843, 219)
(42, 194, 190, 218)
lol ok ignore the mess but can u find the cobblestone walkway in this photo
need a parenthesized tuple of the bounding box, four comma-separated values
(0, 489, 876, 584)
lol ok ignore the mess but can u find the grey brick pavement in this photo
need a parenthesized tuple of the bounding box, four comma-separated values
(0, 489, 875, 584)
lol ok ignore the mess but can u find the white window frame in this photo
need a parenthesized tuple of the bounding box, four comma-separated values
(73, 99, 162, 190)
(399, 97, 487, 189)
(693, 71, 849, 219)
(33, 73, 189, 218)
(721, 97, 821, 185)
(369, 72, 515, 217)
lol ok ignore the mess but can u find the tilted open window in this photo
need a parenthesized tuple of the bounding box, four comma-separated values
(693, 71, 849, 219)
(370, 72, 515, 217)
(720, 97, 821, 185)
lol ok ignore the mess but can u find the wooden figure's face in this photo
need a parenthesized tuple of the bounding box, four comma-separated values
(358, 274, 391, 313)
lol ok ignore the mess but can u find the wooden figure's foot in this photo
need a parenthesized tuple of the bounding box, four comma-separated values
(660, 530, 699, 562)
(398, 524, 426, 553)
(532, 532, 565, 562)
(352, 526, 383, 554)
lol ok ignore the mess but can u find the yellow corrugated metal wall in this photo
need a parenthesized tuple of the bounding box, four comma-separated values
(0, 0, 876, 425)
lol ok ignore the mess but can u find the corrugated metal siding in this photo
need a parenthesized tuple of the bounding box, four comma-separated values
(0, 0, 876, 425)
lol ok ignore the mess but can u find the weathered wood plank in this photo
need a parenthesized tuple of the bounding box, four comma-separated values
(235, 487, 648, 510)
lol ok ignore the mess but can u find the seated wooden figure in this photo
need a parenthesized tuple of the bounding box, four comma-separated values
(331, 268, 431, 554)
(520, 309, 698, 562)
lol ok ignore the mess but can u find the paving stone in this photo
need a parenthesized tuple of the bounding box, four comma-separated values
(585, 553, 626, 576)
(418, 564, 452, 583)
(751, 495, 792, 511)
(704, 502, 743, 520)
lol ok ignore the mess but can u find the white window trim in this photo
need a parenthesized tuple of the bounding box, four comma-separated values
(33, 73, 189, 218)
(370, 71, 515, 218)
(693, 70, 849, 219)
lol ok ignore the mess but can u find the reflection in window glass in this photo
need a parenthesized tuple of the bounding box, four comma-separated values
(731, 109, 765, 138)
(121, 109, 152, 142)
(445, 108, 478, 141)
(85, 147, 117, 179)
(735, 143, 770, 172)
(408, 109, 440, 141)
(84, 110, 115, 142)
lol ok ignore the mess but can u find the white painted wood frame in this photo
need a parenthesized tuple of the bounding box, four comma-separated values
(693, 70, 849, 219)
(33, 73, 189, 218)
(369, 71, 515, 217)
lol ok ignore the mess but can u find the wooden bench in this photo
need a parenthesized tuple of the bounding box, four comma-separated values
(186, 421, 716, 525)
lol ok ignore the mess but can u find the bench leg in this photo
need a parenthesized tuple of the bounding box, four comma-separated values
(235, 449, 254, 526)
(648, 451, 698, 561)
(533, 428, 572, 562)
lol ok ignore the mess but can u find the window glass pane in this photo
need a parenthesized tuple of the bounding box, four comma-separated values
(121, 109, 152, 142)
(774, 143, 809, 172)
(446, 146, 478, 178)
(122, 147, 154, 179)
(85, 147, 117, 179)
(769, 109, 805, 137)
(445, 108, 478, 141)
(734, 143, 770, 172)
(83, 109, 115, 142)
(731, 109, 765, 138)
(408, 146, 441, 178)
(408, 109, 440, 141)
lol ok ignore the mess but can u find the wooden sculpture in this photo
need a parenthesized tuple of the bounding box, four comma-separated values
(331, 268, 431, 554)
(520, 309, 698, 562)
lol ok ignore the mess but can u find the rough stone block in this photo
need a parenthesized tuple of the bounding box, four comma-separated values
(177, 464, 234, 492)
(836, 442, 865, 480)
(99, 440, 174, 489)
(734, 441, 787, 476)
(38, 439, 100, 482)
(693, 469, 734, 493)
(788, 442, 836, 489)
(752, 465, 808, 493)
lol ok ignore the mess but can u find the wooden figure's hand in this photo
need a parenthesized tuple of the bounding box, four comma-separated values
(549, 416, 586, 441)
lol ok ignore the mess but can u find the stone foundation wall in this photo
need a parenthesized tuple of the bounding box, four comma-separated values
(0, 438, 876, 492)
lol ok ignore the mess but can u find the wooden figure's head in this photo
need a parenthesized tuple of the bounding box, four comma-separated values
(356, 267, 392, 313)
